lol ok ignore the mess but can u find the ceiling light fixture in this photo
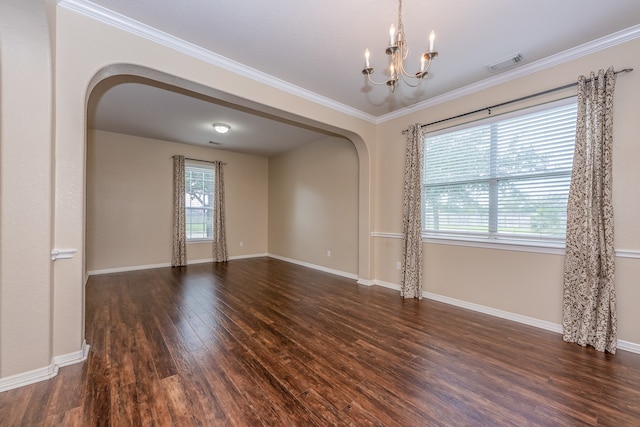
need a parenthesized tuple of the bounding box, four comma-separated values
(361, 0, 438, 93)
(212, 123, 230, 134)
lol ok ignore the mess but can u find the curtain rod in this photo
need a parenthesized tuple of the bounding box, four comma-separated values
(402, 68, 633, 133)
(173, 155, 227, 165)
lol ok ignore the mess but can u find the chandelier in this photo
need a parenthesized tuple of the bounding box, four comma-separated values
(361, 0, 438, 92)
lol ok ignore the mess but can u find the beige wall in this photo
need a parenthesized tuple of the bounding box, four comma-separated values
(86, 130, 268, 272)
(0, 0, 54, 377)
(374, 37, 640, 344)
(269, 137, 359, 275)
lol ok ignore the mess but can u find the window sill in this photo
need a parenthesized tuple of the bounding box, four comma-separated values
(422, 234, 566, 255)
(371, 231, 566, 255)
(187, 239, 213, 244)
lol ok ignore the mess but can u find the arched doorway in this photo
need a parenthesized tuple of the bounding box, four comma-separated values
(84, 64, 372, 287)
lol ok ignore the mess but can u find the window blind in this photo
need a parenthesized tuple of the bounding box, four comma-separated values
(423, 99, 577, 242)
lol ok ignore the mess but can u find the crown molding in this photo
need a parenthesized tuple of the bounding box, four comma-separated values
(57, 0, 378, 124)
(376, 24, 640, 123)
(56, 1, 638, 124)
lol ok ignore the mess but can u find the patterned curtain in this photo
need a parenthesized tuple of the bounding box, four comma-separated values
(172, 155, 187, 267)
(212, 161, 229, 262)
(562, 67, 617, 353)
(401, 124, 424, 299)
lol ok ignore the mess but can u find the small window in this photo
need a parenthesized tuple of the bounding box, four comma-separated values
(422, 99, 577, 244)
(185, 163, 215, 241)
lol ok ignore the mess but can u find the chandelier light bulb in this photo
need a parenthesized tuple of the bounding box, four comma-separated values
(429, 30, 435, 51)
(389, 23, 396, 46)
(365, 49, 371, 68)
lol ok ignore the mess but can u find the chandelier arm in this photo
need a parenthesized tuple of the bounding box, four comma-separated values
(397, 55, 432, 79)
(365, 73, 394, 87)
(398, 73, 425, 88)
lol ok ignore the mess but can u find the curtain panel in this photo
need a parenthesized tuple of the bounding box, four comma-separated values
(562, 67, 617, 353)
(212, 161, 229, 262)
(172, 155, 187, 267)
(401, 124, 424, 299)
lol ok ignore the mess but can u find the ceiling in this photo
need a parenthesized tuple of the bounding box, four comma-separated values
(81, 0, 640, 156)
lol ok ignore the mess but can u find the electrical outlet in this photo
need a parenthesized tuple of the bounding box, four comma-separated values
(396, 261, 401, 270)
(327, 250, 331, 257)
(240, 241, 244, 247)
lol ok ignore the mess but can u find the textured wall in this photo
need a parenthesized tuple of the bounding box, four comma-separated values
(268, 137, 359, 275)
(0, 0, 54, 377)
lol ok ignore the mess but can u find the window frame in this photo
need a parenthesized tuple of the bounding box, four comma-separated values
(184, 162, 215, 243)
(421, 97, 577, 252)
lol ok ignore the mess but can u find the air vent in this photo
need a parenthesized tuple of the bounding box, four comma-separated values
(487, 53, 523, 73)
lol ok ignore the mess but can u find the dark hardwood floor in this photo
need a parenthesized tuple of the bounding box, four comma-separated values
(1, 257, 640, 426)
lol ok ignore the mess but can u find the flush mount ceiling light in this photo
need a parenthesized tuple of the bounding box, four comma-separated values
(361, 0, 438, 93)
(212, 123, 230, 134)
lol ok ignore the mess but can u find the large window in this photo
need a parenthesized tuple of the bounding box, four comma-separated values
(185, 163, 214, 241)
(422, 99, 577, 244)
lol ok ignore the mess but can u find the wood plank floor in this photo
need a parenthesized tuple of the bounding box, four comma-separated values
(2, 257, 640, 426)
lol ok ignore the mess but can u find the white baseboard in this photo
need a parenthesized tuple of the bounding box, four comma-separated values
(88, 262, 171, 276)
(181, 255, 269, 263)
(230, 253, 269, 260)
(0, 340, 89, 393)
(618, 340, 640, 354)
(87, 254, 268, 276)
(372, 279, 401, 291)
(422, 291, 563, 334)
(267, 254, 358, 280)
(370, 279, 639, 355)
(54, 340, 91, 368)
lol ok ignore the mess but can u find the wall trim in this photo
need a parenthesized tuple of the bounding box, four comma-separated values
(0, 340, 90, 393)
(371, 232, 403, 239)
(51, 248, 78, 261)
(372, 279, 401, 292)
(86, 254, 269, 276)
(371, 232, 640, 258)
(230, 253, 270, 260)
(377, 24, 640, 123)
(618, 340, 640, 354)
(267, 254, 358, 281)
(371, 231, 566, 255)
(88, 262, 172, 276)
(371, 279, 639, 355)
(422, 291, 563, 334)
(423, 237, 566, 256)
(57, 0, 377, 124)
(616, 250, 640, 259)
